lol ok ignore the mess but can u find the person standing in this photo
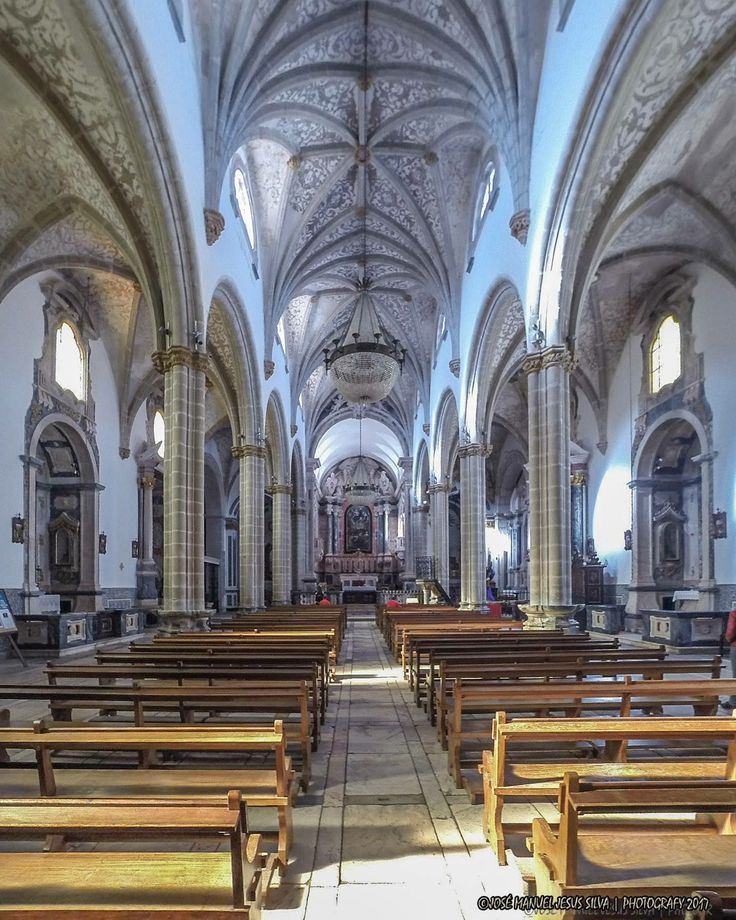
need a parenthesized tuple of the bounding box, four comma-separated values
(722, 607, 736, 710)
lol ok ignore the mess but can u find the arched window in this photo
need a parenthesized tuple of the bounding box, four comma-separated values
(479, 165, 496, 219)
(153, 410, 166, 459)
(55, 322, 85, 399)
(233, 167, 256, 248)
(649, 315, 681, 393)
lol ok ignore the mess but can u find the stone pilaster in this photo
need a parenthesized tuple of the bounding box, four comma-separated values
(413, 502, 430, 562)
(304, 458, 320, 595)
(519, 346, 581, 629)
(428, 481, 451, 590)
(271, 482, 292, 605)
(293, 500, 308, 596)
(136, 471, 159, 607)
(232, 443, 266, 610)
(459, 442, 491, 610)
(152, 346, 208, 631)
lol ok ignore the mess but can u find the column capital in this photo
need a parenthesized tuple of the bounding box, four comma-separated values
(570, 471, 587, 486)
(306, 457, 321, 473)
(427, 481, 451, 494)
(139, 475, 156, 490)
(152, 346, 209, 375)
(522, 345, 575, 376)
(270, 482, 293, 495)
(231, 443, 267, 460)
(458, 442, 491, 460)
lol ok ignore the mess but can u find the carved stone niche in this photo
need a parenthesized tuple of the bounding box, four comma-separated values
(652, 500, 686, 584)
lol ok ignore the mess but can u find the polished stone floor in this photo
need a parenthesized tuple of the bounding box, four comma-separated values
(0, 610, 532, 919)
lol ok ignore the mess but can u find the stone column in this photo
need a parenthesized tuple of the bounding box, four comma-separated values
(428, 481, 450, 590)
(520, 346, 580, 628)
(271, 482, 292, 605)
(293, 499, 308, 598)
(136, 470, 158, 608)
(413, 502, 429, 562)
(232, 443, 266, 611)
(152, 346, 208, 631)
(626, 479, 656, 613)
(20, 453, 44, 612)
(305, 459, 320, 593)
(459, 442, 491, 610)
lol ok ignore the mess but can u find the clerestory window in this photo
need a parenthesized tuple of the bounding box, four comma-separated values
(233, 167, 256, 249)
(649, 314, 681, 393)
(55, 321, 85, 400)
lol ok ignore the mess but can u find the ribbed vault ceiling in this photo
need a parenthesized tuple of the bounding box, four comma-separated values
(193, 0, 550, 444)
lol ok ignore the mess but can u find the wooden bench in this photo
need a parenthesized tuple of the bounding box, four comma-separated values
(0, 720, 294, 869)
(0, 792, 273, 912)
(0, 681, 313, 788)
(529, 778, 736, 918)
(48, 661, 325, 731)
(449, 677, 736, 795)
(406, 632, 616, 692)
(147, 631, 339, 669)
(432, 655, 722, 743)
(481, 714, 736, 864)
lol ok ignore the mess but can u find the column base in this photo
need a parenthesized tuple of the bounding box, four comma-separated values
(518, 604, 585, 632)
(157, 610, 211, 634)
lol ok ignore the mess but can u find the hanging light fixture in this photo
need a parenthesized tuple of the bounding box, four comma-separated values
(345, 412, 379, 505)
(322, 0, 407, 404)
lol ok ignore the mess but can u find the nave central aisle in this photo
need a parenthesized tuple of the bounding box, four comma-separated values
(268, 606, 528, 920)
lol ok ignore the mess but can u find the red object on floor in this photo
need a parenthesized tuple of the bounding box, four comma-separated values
(318, 598, 332, 606)
(386, 599, 401, 609)
(487, 602, 502, 618)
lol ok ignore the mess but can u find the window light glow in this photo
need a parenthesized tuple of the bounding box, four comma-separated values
(234, 168, 256, 248)
(154, 410, 165, 459)
(55, 322, 84, 399)
(480, 165, 496, 218)
(650, 315, 681, 393)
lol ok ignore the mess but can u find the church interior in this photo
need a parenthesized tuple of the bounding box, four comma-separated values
(0, 0, 735, 917)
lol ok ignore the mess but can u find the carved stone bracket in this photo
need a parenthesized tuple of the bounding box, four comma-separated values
(231, 444, 267, 460)
(204, 208, 225, 246)
(449, 358, 460, 378)
(152, 346, 209, 375)
(422, 423, 430, 436)
(522, 345, 575, 375)
(509, 209, 530, 245)
(458, 442, 492, 460)
(264, 359, 275, 380)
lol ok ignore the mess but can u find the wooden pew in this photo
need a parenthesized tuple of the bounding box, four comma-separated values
(432, 655, 722, 743)
(405, 630, 612, 689)
(97, 649, 331, 707)
(0, 681, 313, 788)
(448, 677, 736, 796)
(0, 792, 272, 912)
(49, 660, 325, 731)
(529, 777, 736, 918)
(149, 630, 339, 668)
(481, 714, 736, 864)
(0, 720, 294, 869)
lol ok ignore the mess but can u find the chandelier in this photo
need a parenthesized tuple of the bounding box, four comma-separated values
(322, 0, 407, 405)
(345, 413, 379, 505)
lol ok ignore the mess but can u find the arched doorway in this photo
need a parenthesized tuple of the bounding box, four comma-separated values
(629, 413, 714, 612)
(27, 418, 100, 613)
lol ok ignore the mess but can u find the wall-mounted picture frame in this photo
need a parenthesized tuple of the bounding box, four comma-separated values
(713, 510, 727, 540)
(11, 515, 25, 544)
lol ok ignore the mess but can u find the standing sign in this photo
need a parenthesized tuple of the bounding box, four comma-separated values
(0, 590, 26, 666)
